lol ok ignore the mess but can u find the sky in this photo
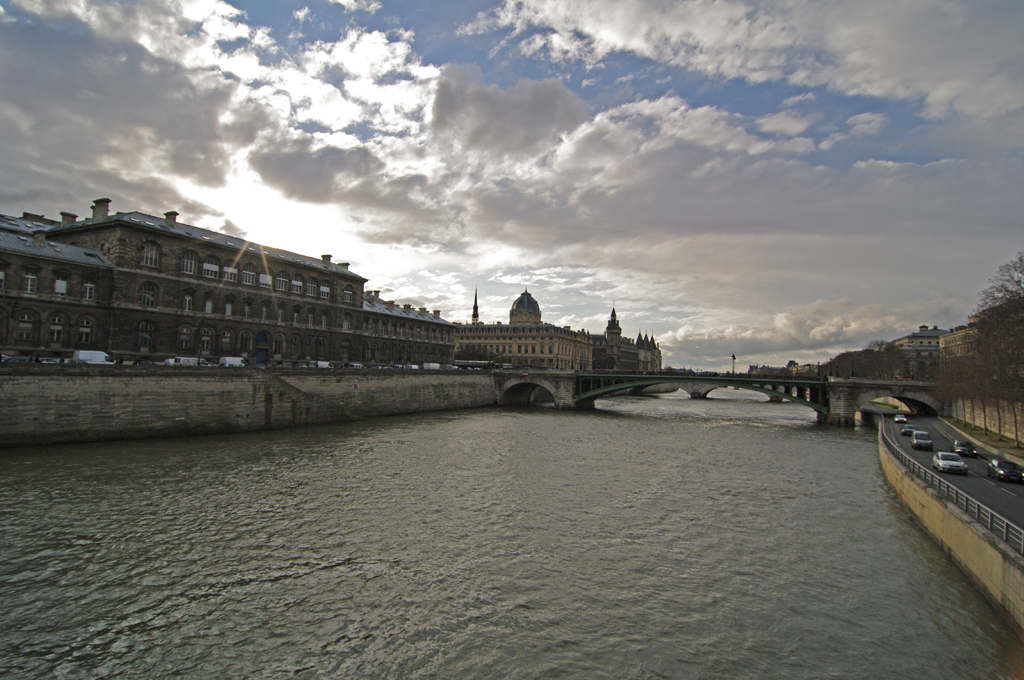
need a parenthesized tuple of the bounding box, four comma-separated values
(0, 0, 1020, 370)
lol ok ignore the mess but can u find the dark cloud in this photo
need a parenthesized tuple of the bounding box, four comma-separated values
(0, 15, 259, 216)
(431, 64, 588, 156)
(248, 136, 384, 202)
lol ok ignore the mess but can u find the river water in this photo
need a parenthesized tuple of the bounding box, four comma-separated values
(1, 390, 1021, 679)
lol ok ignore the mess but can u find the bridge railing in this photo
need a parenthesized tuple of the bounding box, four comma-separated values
(880, 427, 1024, 555)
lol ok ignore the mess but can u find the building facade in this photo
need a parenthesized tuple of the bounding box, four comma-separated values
(455, 289, 592, 369)
(888, 324, 949, 380)
(1, 198, 456, 365)
(591, 308, 662, 372)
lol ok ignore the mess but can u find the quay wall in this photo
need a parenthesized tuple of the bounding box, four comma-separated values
(0, 366, 500, 448)
(879, 432, 1024, 632)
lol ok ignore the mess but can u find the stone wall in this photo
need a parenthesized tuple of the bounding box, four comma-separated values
(879, 432, 1024, 632)
(0, 366, 499, 447)
(948, 398, 1023, 447)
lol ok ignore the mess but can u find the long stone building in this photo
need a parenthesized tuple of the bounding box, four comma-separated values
(455, 289, 593, 369)
(0, 198, 456, 365)
(591, 307, 662, 372)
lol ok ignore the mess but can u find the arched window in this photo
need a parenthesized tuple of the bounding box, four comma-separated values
(307, 310, 314, 326)
(291, 276, 303, 294)
(138, 282, 157, 306)
(17, 312, 35, 340)
(241, 263, 256, 285)
(318, 336, 328, 357)
(138, 320, 155, 348)
(342, 314, 352, 331)
(239, 331, 252, 354)
(178, 326, 192, 350)
(306, 277, 317, 296)
(224, 297, 234, 316)
(343, 285, 354, 303)
(182, 251, 198, 275)
(142, 242, 160, 268)
(319, 283, 330, 300)
(199, 327, 213, 352)
(77, 318, 93, 345)
(221, 330, 233, 352)
(49, 315, 65, 343)
(203, 255, 220, 279)
(276, 272, 288, 291)
(321, 313, 328, 328)
(204, 295, 214, 314)
(261, 303, 270, 321)
(305, 336, 314, 357)
(273, 334, 284, 355)
(183, 293, 193, 312)
(289, 334, 301, 358)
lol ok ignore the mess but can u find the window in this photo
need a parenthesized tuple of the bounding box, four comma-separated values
(259, 274, 272, 289)
(262, 304, 269, 321)
(49, 316, 64, 343)
(223, 267, 238, 283)
(138, 282, 157, 306)
(138, 321, 155, 348)
(82, 281, 95, 301)
(276, 275, 288, 291)
(183, 295, 193, 312)
(243, 302, 251, 319)
(307, 311, 314, 325)
(224, 300, 233, 316)
(178, 326, 192, 350)
(306, 278, 317, 296)
(343, 286, 354, 303)
(182, 251, 197, 275)
(204, 297, 213, 314)
(239, 332, 252, 354)
(320, 285, 330, 300)
(54, 274, 68, 296)
(199, 328, 212, 352)
(221, 331, 232, 352)
(277, 306, 284, 322)
(0, 269, 5, 290)
(291, 278, 302, 294)
(273, 335, 284, 354)
(77, 318, 93, 344)
(17, 313, 34, 340)
(241, 265, 256, 285)
(342, 314, 351, 331)
(142, 243, 160, 268)
(293, 309, 299, 324)
(203, 256, 220, 278)
(23, 271, 37, 293)
(322, 314, 328, 328)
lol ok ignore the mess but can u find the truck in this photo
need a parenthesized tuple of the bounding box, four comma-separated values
(218, 357, 246, 367)
(72, 350, 116, 365)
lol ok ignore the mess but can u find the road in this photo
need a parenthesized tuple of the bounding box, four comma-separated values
(881, 414, 1024, 528)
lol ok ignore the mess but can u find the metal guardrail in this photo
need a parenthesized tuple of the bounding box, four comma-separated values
(881, 427, 1024, 555)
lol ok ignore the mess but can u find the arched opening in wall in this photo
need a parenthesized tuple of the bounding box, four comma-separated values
(856, 391, 941, 420)
(501, 381, 556, 407)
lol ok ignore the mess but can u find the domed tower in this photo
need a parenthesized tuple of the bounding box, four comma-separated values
(510, 288, 542, 324)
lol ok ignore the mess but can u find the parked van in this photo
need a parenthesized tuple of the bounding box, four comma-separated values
(72, 350, 116, 365)
(421, 363, 441, 370)
(164, 356, 211, 367)
(307, 361, 332, 369)
(218, 357, 246, 367)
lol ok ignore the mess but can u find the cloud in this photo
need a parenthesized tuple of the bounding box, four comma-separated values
(756, 111, 817, 136)
(469, 0, 1024, 142)
(430, 64, 588, 157)
(328, 0, 382, 13)
(846, 112, 886, 136)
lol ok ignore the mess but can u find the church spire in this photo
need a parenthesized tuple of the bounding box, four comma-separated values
(472, 287, 479, 324)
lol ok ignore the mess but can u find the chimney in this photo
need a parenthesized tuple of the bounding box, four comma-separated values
(339, 262, 349, 270)
(419, 307, 427, 313)
(386, 301, 394, 310)
(918, 325, 928, 332)
(403, 304, 412, 312)
(433, 310, 441, 318)
(91, 198, 111, 222)
(164, 211, 178, 226)
(321, 254, 332, 264)
(33, 231, 47, 246)
(60, 212, 78, 226)
(372, 290, 380, 301)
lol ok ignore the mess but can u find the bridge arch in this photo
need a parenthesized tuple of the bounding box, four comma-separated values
(853, 388, 941, 417)
(497, 375, 576, 408)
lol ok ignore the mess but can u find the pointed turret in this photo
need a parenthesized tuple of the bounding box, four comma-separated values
(472, 287, 479, 324)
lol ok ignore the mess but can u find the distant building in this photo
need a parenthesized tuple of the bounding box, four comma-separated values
(591, 307, 662, 372)
(0, 197, 456, 364)
(888, 324, 949, 379)
(455, 288, 592, 369)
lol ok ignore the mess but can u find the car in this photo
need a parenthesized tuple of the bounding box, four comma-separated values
(894, 414, 908, 423)
(133, 359, 159, 365)
(987, 459, 1024, 483)
(2, 356, 33, 364)
(951, 440, 977, 458)
(911, 431, 933, 450)
(933, 452, 969, 475)
(900, 425, 916, 436)
(37, 357, 62, 364)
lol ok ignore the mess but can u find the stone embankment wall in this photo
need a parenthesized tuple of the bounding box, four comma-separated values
(0, 366, 499, 448)
(879, 432, 1024, 632)
(948, 398, 1023, 446)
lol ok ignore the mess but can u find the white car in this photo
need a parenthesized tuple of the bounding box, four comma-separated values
(933, 452, 969, 475)
(894, 414, 908, 423)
